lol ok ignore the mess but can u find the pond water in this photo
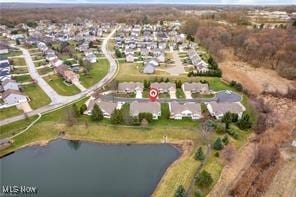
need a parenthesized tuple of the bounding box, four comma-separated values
(0, 139, 180, 197)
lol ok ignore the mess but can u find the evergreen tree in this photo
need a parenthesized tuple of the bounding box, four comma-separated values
(195, 147, 205, 161)
(237, 112, 252, 130)
(91, 104, 103, 121)
(213, 137, 223, 150)
(222, 112, 232, 129)
(195, 170, 213, 188)
(110, 109, 123, 124)
(174, 185, 186, 197)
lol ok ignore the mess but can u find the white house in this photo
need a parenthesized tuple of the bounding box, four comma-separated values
(130, 101, 161, 120)
(206, 101, 246, 119)
(2, 89, 28, 106)
(169, 101, 202, 120)
(1, 79, 19, 91)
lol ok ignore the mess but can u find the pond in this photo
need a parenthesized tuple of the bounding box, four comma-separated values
(0, 139, 180, 197)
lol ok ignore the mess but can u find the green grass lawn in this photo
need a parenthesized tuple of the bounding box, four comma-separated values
(21, 84, 51, 109)
(37, 67, 53, 75)
(13, 75, 33, 83)
(8, 50, 22, 57)
(34, 60, 47, 67)
(44, 75, 80, 96)
(10, 57, 26, 65)
(80, 58, 109, 88)
(13, 67, 28, 74)
(0, 106, 23, 120)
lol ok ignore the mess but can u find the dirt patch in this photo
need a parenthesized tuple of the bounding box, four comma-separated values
(264, 146, 296, 197)
(208, 140, 257, 197)
(219, 50, 295, 95)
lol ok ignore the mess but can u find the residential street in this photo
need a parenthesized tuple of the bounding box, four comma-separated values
(0, 27, 120, 126)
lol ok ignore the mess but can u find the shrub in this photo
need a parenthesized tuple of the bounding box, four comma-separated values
(213, 137, 223, 150)
(195, 170, 213, 188)
(138, 112, 153, 123)
(174, 185, 186, 197)
(195, 147, 205, 161)
(110, 109, 123, 124)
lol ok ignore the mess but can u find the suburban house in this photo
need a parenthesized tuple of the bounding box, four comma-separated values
(130, 101, 161, 120)
(118, 82, 144, 96)
(206, 101, 246, 119)
(96, 99, 118, 118)
(169, 101, 202, 120)
(85, 53, 97, 63)
(143, 63, 155, 74)
(0, 60, 11, 82)
(126, 53, 135, 63)
(182, 82, 209, 95)
(1, 79, 19, 91)
(1, 89, 28, 106)
(84, 98, 118, 118)
(63, 70, 79, 83)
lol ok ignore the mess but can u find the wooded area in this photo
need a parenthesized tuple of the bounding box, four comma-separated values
(182, 18, 296, 80)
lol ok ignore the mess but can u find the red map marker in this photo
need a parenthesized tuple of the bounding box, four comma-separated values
(149, 88, 158, 102)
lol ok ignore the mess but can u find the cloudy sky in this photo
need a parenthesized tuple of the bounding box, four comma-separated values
(0, 0, 295, 5)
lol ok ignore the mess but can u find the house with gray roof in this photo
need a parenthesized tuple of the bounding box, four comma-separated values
(150, 82, 176, 98)
(1, 79, 19, 91)
(130, 101, 161, 120)
(1, 89, 28, 106)
(206, 101, 246, 119)
(169, 101, 202, 120)
(118, 82, 144, 93)
(182, 82, 209, 94)
(143, 63, 155, 74)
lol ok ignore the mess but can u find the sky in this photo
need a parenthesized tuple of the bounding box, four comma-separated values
(0, 0, 295, 5)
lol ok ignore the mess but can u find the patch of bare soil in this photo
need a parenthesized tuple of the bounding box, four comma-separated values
(219, 50, 295, 95)
(263, 146, 296, 197)
(208, 50, 296, 196)
(208, 141, 257, 197)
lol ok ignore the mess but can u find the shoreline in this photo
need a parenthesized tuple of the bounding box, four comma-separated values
(0, 136, 189, 196)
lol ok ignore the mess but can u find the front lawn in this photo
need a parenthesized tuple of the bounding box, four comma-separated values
(37, 67, 53, 75)
(13, 75, 33, 83)
(80, 58, 109, 88)
(44, 75, 80, 96)
(13, 67, 28, 74)
(10, 57, 26, 66)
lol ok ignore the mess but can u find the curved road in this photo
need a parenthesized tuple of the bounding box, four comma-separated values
(0, 27, 119, 126)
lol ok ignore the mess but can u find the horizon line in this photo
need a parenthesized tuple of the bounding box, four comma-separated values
(1, 2, 296, 6)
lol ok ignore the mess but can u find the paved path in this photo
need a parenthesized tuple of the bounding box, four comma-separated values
(19, 46, 66, 105)
(0, 27, 120, 126)
(164, 51, 186, 75)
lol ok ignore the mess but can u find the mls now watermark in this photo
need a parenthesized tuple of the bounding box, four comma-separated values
(1, 185, 38, 195)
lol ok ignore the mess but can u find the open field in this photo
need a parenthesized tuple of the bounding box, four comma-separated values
(44, 75, 80, 96)
(80, 58, 109, 88)
(220, 51, 295, 95)
(21, 84, 51, 109)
